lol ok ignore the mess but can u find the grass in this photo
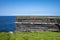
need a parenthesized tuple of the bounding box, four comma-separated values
(0, 32, 15, 40)
(17, 16, 60, 19)
(0, 32, 60, 40)
(16, 32, 60, 40)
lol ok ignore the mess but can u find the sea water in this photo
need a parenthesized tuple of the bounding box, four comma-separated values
(0, 16, 16, 32)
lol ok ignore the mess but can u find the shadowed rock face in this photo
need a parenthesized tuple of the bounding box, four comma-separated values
(55, 19, 60, 31)
(55, 24, 60, 31)
(0, 16, 16, 32)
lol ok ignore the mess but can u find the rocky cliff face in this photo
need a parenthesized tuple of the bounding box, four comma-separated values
(16, 16, 60, 32)
(16, 24, 59, 32)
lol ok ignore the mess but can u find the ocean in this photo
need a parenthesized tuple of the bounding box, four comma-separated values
(0, 16, 16, 32)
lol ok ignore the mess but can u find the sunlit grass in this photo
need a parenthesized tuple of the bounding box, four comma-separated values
(0, 32, 60, 40)
(16, 32, 60, 40)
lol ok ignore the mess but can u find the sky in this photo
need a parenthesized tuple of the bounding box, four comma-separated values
(0, 0, 60, 16)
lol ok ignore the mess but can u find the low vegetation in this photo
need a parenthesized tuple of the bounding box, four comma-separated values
(16, 32, 60, 40)
(0, 32, 15, 40)
(0, 32, 60, 40)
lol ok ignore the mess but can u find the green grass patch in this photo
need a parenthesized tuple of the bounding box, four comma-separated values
(0, 32, 15, 40)
(0, 32, 60, 40)
(16, 32, 60, 40)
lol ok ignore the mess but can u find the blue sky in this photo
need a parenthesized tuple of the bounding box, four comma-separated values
(0, 0, 60, 16)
